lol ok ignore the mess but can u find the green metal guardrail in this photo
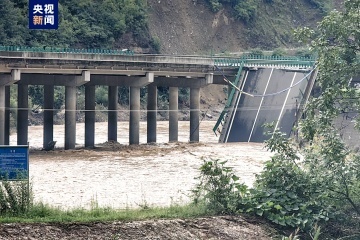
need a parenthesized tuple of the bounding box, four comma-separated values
(0, 45, 135, 55)
(214, 55, 317, 68)
(213, 63, 245, 135)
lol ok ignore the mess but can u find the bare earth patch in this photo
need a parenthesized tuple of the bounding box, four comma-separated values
(0, 216, 275, 240)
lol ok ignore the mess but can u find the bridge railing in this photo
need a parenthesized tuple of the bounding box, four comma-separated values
(0, 45, 135, 55)
(213, 62, 245, 136)
(214, 55, 317, 68)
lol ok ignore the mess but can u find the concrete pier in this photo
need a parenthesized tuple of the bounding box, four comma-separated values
(129, 87, 140, 145)
(190, 87, 200, 142)
(147, 84, 157, 143)
(85, 85, 95, 148)
(0, 85, 5, 145)
(108, 86, 118, 141)
(17, 84, 28, 145)
(5, 86, 10, 145)
(169, 87, 179, 142)
(43, 85, 54, 149)
(64, 86, 77, 150)
(0, 49, 226, 148)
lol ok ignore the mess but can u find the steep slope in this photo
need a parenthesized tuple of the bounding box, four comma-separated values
(147, 0, 324, 55)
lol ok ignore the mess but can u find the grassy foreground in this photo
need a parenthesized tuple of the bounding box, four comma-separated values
(0, 202, 209, 224)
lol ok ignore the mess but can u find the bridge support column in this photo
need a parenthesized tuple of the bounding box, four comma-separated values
(85, 85, 95, 148)
(190, 87, 200, 142)
(129, 86, 140, 145)
(108, 86, 118, 142)
(5, 86, 10, 145)
(65, 86, 76, 150)
(43, 85, 54, 149)
(0, 85, 5, 145)
(147, 84, 157, 143)
(17, 84, 28, 145)
(169, 87, 178, 142)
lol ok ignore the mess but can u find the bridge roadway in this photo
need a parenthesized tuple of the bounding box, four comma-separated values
(0, 49, 315, 149)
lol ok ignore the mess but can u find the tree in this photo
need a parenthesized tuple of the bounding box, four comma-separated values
(295, 0, 359, 139)
(294, 0, 360, 216)
(0, 0, 26, 45)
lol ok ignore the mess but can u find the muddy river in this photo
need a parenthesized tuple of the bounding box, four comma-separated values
(9, 121, 273, 210)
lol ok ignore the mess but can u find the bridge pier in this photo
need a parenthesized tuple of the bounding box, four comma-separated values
(17, 84, 28, 145)
(190, 87, 200, 142)
(85, 85, 95, 148)
(5, 86, 10, 145)
(0, 85, 5, 145)
(1, 70, 20, 145)
(43, 85, 54, 149)
(64, 86, 77, 150)
(108, 86, 118, 142)
(147, 84, 157, 143)
(129, 86, 140, 145)
(169, 87, 178, 142)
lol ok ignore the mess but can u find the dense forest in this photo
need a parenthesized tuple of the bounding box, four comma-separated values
(0, 0, 156, 50)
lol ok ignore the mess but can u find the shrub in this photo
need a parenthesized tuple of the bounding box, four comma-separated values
(233, 0, 257, 23)
(95, 86, 108, 107)
(191, 158, 248, 214)
(295, 49, 313, 58)
(271, 48, 287, 57)
(0, 176, 32, 216)
(249, 48, 264, 56)
(150, 36, 161, 53)
(207, 0, 222, 12)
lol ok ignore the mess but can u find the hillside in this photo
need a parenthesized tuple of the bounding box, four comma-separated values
(147, 0, 330, 55)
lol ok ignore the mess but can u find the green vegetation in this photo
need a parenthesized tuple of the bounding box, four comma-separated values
(0, 201, 208, 224)
(0, 0, 153, 50)
(206, 0, 258, 23)
(0, 176, 31, 216)
(192, 1, 360, 238)
(191, 159, 248, 214)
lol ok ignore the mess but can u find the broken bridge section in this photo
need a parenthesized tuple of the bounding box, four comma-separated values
(217, 67, 317, 143)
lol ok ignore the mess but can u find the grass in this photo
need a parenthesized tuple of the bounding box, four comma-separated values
(0, 202, 209, 224)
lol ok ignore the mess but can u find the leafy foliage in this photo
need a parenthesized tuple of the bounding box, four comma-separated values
(191, 159, 248, 214)
(247, 129, 334, 229)
(295, 0, 360, 138)
(294, 0, 360, 216)
(206, 0, 258, 22)
(245, 0, 360, 235)
(0, 176, 32, 216)
(0, 0, 151, 50)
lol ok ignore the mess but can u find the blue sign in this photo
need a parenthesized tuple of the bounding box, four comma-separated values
(0, 146, 29, 180)
(29, 0, 58, 29)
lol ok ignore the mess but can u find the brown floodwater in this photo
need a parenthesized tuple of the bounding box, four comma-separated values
(10, 121, 273, 210)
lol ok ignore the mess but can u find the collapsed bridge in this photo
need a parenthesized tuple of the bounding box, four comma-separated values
(213, 58, 317, 143)
(0, 46, 316, 149)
